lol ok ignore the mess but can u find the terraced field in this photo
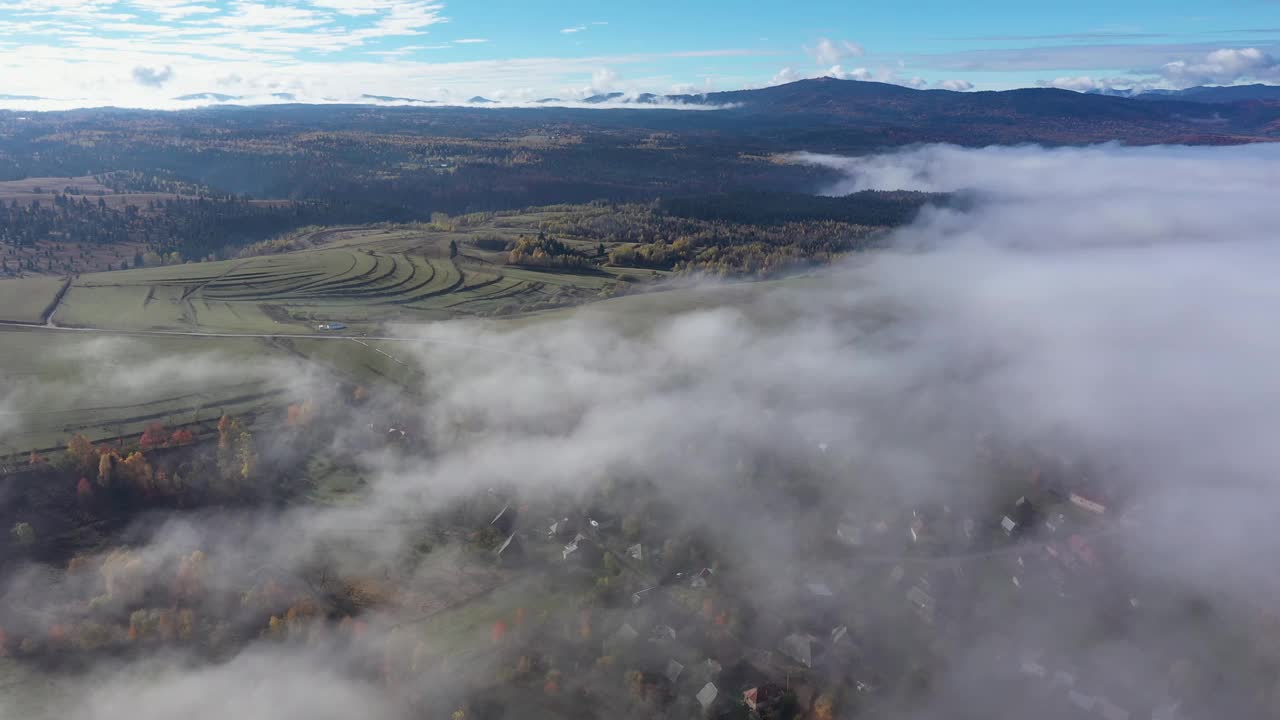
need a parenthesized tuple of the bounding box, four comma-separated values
(50, 245, 611, 333)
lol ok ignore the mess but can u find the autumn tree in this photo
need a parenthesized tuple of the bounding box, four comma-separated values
(236, 430, 257, 480)
(215, 415, 257, 485)
(97, 451, 116, 488)
(139, 422, 168, 451)
(101, 549, 145, 605)
(128, 609, 162, 641)
(813, 693, 837, 720)
(490, 619, 508, 645)
(217, 415, 234, 450)
(286, 400, 315, 428)
(265, 615, 286, 640)
(77, 477, 94, 506)
(118, 451, 155, 493)
(169, 428, 194, 446)
(67, 434, 97, 472)
(175, 550, 206, 600)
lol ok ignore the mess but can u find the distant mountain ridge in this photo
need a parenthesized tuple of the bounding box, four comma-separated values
(360, 94, 435, 104)
(20, 76, 1259, 145)
(174, 93, 240, 102)
(1090, 84, 1280, 103)
(1147, 84, 1280, 103)
(164, 77, 1280, 114)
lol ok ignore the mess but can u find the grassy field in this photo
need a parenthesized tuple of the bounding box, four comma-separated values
(48, 236, 620, 334)
(0, 276, 65, 323)
(0, 205, 799, 459)
(0, 320, 441, 459)
(0, 658, 70, 718)
(0, 326, 298, 455)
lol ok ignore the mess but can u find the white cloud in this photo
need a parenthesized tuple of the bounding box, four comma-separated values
(5, 144, 1280, 720)
(305, 0, 396, 15)
(0, 49, 759, 109)
(935, 78, 974, 91)
(770, 66, 802, 85)
(126, 0, 217, 20)
(588, 67, 620, 94)
(365, 43, 447, 56)
(452, 37, 486, 44)
(1038, 75, 1104, 92)
(1159, 47, 1279, 87)
(807, 37, 864, 66)
(348, 1, 446, 40)
(213, 1, 329, 30)
(771, 63, 932, 90)
(131, 64, 173, 86)
(826, 64, 873, 81)
(560, 24, 585, 34)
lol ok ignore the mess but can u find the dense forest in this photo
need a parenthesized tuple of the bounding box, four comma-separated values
(530, 202, 899, 277)
(0, 187, 940, 278)
(0, 192, 385, 271)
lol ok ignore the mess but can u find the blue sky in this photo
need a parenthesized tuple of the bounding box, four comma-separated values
(1, 0, 1279, 107)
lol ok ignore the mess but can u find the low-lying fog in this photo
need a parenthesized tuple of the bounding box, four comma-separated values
(5, 141, 1280, 719)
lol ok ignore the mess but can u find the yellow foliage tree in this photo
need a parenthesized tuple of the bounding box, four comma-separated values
(101, 549, 145, 605)
(119, 451, 154, 492)
(97, 452, 116, 488)
(237, 431, 257, 480)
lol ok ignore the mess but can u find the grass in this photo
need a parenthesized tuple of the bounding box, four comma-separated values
(303, 454, 368, 505)
(39, 220, 627, 334)
(0, 276, 66, 323)
(409, 576, 569, 660)
(0, 326, 295, 456)
(0, 319, 436, 459)
(0, 658, 70, 718)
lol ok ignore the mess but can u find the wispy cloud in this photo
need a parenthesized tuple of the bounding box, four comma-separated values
(907, 40, 1280, 74)
(0, 47, 770, 108)
(560, 24, 585, 34)
(452, 37, 486, 44)
(1158, 46, 1278, 86)
(806, 37, 864, 66)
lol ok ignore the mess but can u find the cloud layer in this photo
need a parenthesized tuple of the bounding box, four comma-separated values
(6, 143, 1280, 718)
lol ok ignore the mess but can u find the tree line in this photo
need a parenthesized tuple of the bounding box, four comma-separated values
(0, 193, 379, 267)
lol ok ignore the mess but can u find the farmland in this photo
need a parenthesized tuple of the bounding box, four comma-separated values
(0, 326, 299, 456)
(26, 211, 638, 334)
(50, 248, 608, 333)
(0, 276, 65, 323)
(0, 175, 178, 209)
